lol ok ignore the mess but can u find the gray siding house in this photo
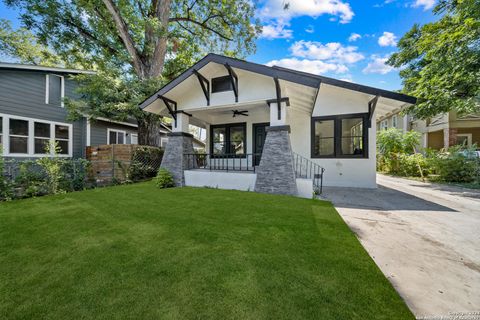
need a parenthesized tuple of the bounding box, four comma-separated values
(0, 63, 139, 158)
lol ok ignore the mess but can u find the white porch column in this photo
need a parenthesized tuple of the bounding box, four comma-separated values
(269, 101, 288, 126)
(172, 112, 190, 133)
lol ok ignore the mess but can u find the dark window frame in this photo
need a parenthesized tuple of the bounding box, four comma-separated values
(211, 76, 233, 93)
(210, 122, 247, 158)
(311, 113, 369, 159)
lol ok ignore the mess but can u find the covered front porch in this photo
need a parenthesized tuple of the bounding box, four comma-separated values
(157, 99, 324, 197)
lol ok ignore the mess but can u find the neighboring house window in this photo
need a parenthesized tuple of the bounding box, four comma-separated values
(34, 122, 51, 154)
(457, 134, 472, 147)
(55, 125, 70, 154)
(380, 119, 388, 130)
(392, 115, 398, 128)
(108, 129, 126, 144)
(9, 119, 29, 154)
(130, 134, 138, 145)
(210, 123, 246, 156)
(211, 76, 233, 93)
(1, 114, 72, 157)
(45, 74, 65, 107)
(311, 113, 368, 158)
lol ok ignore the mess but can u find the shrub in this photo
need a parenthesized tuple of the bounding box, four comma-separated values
(154, 168, 175, 188)
(0, 156, 14, 200)
(36, 143, 65, 195)
(15, 160, 45, 197)
(397, 153, 431, 177)
(129, 146, 164, 181)
(430, 146, 479, 183)
(377, 128, 422, 174)
(61, 159, 91, 191)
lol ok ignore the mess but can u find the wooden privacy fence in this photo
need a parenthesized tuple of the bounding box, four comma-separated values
(86, 144, 163, 185)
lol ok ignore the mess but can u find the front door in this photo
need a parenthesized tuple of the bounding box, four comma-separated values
(253, 123, 269, 166)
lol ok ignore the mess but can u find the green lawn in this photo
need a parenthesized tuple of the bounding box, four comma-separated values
(0, 183, 413, 320)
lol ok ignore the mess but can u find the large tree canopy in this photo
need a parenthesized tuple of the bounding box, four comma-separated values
(388, 0, 480, 119)
(1, 0, 260, 144)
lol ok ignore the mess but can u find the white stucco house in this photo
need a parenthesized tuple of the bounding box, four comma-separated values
(140, 53, 416, 197)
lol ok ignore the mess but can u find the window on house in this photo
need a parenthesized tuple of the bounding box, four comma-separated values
(380, 119, 388, 130)
(34, 122, 51, 154)
(2, 115, 71, 156)
(108, 129, 125, 145)
(9, 119, 29, 154)
(392, 115, 398, 128)
(210, 123, 246, 156)
(211, 76, 233, 93)
(46, 74, 64, 107)
(55, 125, 70, 154)
(130, 134, 138, 145)
(311, 114, 368, 158)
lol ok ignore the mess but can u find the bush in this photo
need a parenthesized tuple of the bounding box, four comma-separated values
(377, 128, 423, 174)
(129, 146, 164, 181)
(36, 143, 65, 195)
(0, 156, 14, 201)
(15, 160, 45, 197)
(154, 168, 175, 188)
(430, 146, 479, 183)
(61, 159, 91, 191)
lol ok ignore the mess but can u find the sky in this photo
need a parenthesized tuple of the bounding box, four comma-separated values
(0, 0, 438, 91)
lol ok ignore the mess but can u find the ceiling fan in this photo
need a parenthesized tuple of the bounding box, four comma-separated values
(232, 110, 248, 117)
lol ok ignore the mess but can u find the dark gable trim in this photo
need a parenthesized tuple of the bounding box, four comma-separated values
(272, 65, 417, 104)
(139, 53, 416, 109)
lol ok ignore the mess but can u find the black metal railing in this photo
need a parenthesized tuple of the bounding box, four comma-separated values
(184, 153, 261, 172)
(293, 152, 325, 194)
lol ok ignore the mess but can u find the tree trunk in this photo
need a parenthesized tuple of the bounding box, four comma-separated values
(137, 113, 163, 146)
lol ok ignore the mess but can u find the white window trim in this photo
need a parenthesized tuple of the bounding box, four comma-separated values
(107, 128, 127, 145)
(33, 121, 52, 155)
(457, 133, 472, 147)
(86, 119, 91, 147)
(45, 74, 65, 107)
(392, 115, 398, 128)
(0, 113, 72, 157)
(380, 119, 388, 130)
(130, 133, 138, 145)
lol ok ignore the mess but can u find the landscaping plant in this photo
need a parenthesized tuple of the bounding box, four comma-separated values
(36, 142, 66, 195)
(0, 153, 14, 201)
(377, 128, 425, 176)
(430, 145, 479, 183)
(154, 168, 175, 189)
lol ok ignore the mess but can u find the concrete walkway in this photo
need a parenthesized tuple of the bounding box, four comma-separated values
(322, 174, 480, 319)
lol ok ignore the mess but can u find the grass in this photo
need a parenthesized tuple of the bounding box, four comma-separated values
(0, 183, 414, 320)
(382, 173, 480, 190)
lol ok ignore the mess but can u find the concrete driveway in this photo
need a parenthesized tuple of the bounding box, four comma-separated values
(323, 174, 480, 319)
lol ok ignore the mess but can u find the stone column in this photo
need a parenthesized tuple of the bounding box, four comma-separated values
(160, 132, 195, 186)
(160, 112, 194, 186)
(254, 100, 298, 196)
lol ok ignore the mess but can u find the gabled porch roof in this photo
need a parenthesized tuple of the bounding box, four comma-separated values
(139, 53, 417, 120)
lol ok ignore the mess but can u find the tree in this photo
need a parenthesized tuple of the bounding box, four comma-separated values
(0, 19, 63, 66)
(2, 0, 260, 145)
(388, 0, 480, 119)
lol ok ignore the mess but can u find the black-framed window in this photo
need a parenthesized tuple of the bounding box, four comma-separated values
(212, 76, 233, 93)
(311, 113, 368, 158)
(210, 123, 246, 157)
